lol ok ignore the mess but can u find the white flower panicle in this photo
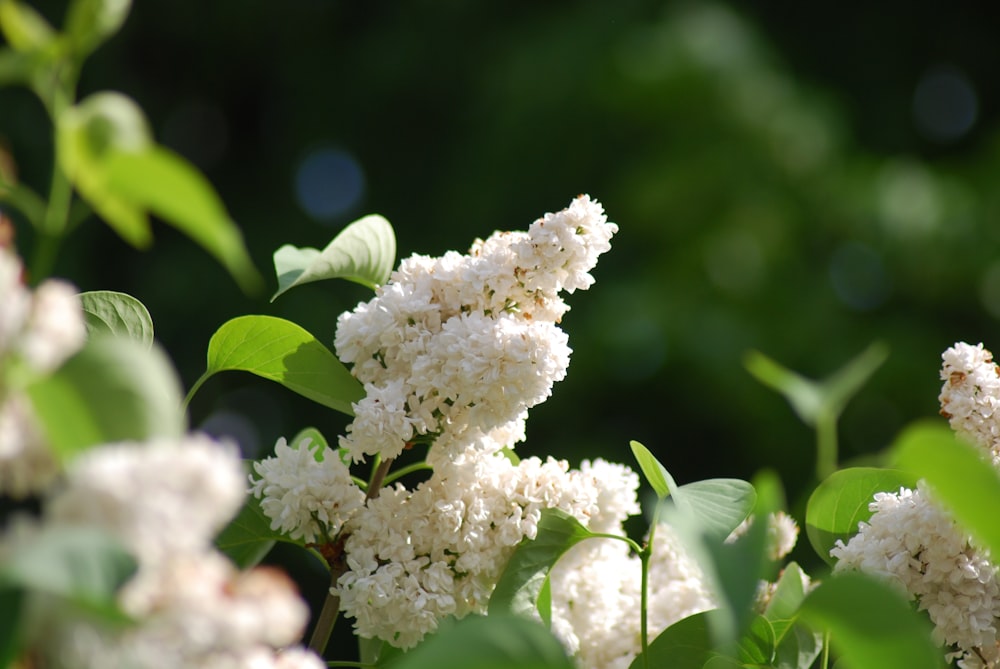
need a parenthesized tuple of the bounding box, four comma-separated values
(830, 482, 1000, 665)
(334, 195, 617, 463)
(250, 436, 366, 543)
(0, 247, 86, 497)
(939, 341, 1000, 462)
(46, 434, 247, 568)
(334, 445, 640, 650)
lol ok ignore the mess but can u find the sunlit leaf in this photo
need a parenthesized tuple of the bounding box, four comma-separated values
(629, 440, 677, 500)
(0, 0, 56, 52)
(79, 290, 154, 347)
(26, 337, 185, 460)
(271, 213, 396, 300)
(489, 508, 597, 622)
(103, 145, 262, 294)
(391, 614, 574, 669)
(891, 420, 1000, 558)
(57, 92, 153, 246)
(64, 0, 131, 57)
(0, 525, 136, 621)
(190, 315, 363, 416)
(799, 572, 944, 669)
(805, 467, 917, 567)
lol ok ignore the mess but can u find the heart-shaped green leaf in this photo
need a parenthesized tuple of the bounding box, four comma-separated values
(805, 467, 917, 566)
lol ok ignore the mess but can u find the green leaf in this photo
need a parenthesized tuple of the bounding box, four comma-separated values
(0, 0, 56, 52)
(57, 92, 153, 246)
(773, 622, 823, 669)
(735, 615, 775, 665)
(763, 561, 809, 631)
(663, 472, 772, 649)
(799, 572, 945, 669)
(391, 614, 574, 669)
(26, 337, 185, 460)
(0, 525, 136, 620)
(0, 588, 24, 668)
(629, 440, 677, 500)
(214, 488, 280, 568)
(631, 610, 716, 669)
(289, 426, 331, 458)
(103, 145, 262, 294)
(192, 315, 363, 416)
(0, 46, 37, 87)
(488, 508, 597, 620)
(805, 467, 918, 567)
(744, 342, 887, 427)
(890, 420, 1000, 558)
(673, 478, 756, 541)
(271, 213, 397, 300)
(79, 290, 154, 347)
(63, 0, 131, 57)
(57, 93, 261, 293)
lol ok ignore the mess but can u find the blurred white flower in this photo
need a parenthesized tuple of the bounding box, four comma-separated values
(47, 433, 247, 568)
(0, 247, 85, 497)
(250, 436, 366, 543)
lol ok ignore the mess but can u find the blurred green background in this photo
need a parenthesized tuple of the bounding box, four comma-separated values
(4, 0, 1000, 642)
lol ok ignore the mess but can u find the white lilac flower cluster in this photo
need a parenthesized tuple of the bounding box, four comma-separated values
(6, 434, 325, 669)
(333, 194, 617, 463)
(250, 436, 366, 543)
(335, 446, 639, 649)
(831, 341, 1000, 668)
(0, 247, 86, 497)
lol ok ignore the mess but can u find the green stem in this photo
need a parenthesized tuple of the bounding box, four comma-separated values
(637, 500, 664, 669)
(815, 410, 838, 481)
(382, 461, 433, 486)
(308, 568, 346, 657)
(309, 457, 394, 657)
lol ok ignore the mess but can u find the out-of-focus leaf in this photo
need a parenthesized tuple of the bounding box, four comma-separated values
(79, 290, 154, 347)
(57, 92, 152, 245)
(805, 467, 917, 567)
(272, 213, 396, 300)
(64, 0, 131, 57)
(26, 337, 185, 460)
(390, 614, 574, 669)
(103, 145, 262, 294)
(57, 92, 261, 292)
(189, 315, 363, 416)
(0, 525, 136, 622)
(891, 420, 1000, 558)
(799, 572, 944, 669)
(0, 0, 55, 52)
(488, 508, 597, 624)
